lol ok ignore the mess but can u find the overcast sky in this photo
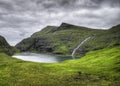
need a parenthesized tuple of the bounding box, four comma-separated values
(0, 0, 120, 45)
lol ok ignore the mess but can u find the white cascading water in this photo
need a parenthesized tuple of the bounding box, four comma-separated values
(71, 36, 92, 59)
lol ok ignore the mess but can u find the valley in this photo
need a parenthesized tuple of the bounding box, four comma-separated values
(0, 23, 120, 86)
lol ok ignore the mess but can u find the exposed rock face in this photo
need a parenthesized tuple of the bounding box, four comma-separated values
(34, 38, 54, 52)
(16, 37, 54, 53)
(58, 23, 76, 29)
(16, 23, 120, 56)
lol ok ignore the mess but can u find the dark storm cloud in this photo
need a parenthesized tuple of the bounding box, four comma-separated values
(0, 0, 14, 11)
(0, 0, 120, 45)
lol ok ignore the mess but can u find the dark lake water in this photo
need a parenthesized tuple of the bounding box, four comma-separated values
(12, 53, 73, 63)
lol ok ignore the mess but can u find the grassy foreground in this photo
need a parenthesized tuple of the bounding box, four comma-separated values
(0, 46, 120, 86)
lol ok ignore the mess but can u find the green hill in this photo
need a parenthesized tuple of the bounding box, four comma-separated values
(0, 35, 16, 55)
(16, 23, 120, 56)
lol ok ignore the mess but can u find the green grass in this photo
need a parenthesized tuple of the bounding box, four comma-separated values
(0, 46, 120, 86)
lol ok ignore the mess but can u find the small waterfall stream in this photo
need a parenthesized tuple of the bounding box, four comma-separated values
(71, 36, 92, 59)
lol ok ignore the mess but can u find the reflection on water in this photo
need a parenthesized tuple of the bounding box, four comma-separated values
(12, 53, 73, 63)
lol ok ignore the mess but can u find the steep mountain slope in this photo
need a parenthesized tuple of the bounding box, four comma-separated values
(16, 23, 120, 56)
(0, 35, 16, 55)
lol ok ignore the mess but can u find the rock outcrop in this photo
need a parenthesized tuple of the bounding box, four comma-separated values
(0, 35, 16, 55)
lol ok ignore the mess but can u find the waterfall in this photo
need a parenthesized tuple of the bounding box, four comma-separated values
(71, 36, 92, 58)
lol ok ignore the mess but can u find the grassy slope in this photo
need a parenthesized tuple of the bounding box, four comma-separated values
(0, 46, 120, 86)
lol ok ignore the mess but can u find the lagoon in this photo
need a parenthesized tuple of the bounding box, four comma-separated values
(12, 53, 73, 63)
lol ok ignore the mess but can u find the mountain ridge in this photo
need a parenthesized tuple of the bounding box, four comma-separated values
(16, 23, 120, 56)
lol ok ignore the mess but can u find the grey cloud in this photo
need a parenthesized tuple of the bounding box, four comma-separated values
(0, 0, 120, 45)
(104, 0, 120, 6)
(0, 0, 13, 10)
